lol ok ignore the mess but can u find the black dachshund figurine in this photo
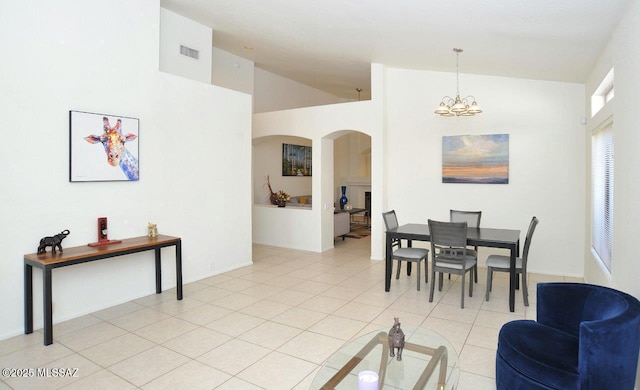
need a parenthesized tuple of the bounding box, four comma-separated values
(37, 229, 70, 254)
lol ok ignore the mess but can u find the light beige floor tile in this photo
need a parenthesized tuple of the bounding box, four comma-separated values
(198, 274, 235, 286)
(239, 321, 301, 350)
(238, 283, 285, 298)
(290, 280, 333, 295)
(459, 344, 496, 379)
(429, 303, 480, 325)
(142, 360, 231, 390)
(420, 317, 472, 355)
(204, 312, 265, 337)
(133, 292, 177, 307)
(52, 315, 104, 338)
(79, 333, 155, 367)
(187, 286, 235, 303)
(134, 317, 198, 344)
(267, 289, 315, 306)
(107, 307, 171, 332)
(174, 303, 232, 326)
(309, 315, 368, 341)
(278, 331, 345, 364)
(236, 351, 317, 389)
(467, 324, 500, 351)
(162, 327, 230, 359)
(294, 366, 322, 390)
(298, 295, 349, 314)
(270, 306, 328, 329)
(214, 377, 263, 390)
(60, 369, 136, 389)
(238, 270, 280, 283)
(197, 339, 270, 375)
(109, 346, 189, 387)
(56, 322, 127, 351)
(310, 271, 351, 285)
(0, 332, 43, 357)
(0, 342, 73, 369)
(210, 293, 262, 311)
(239, 300, 292, 320)
(321, 285, 365, 301)
(147, 297, 204, 316)
(215, 278, 258, 292)
(5, 352, 100, 389)
(0, 380, 10, 390)
(473, 310, 524, 330)
(352, 290, 399, 308)
(458, 371, 497, 390)
(91, 301, 144, 321)
(371, 308, 428, 328)
(262, 275, 307, 289)
(332, 301, 386, 323)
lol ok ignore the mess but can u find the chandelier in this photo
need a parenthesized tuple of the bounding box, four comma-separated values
(435, 48, 482, 117)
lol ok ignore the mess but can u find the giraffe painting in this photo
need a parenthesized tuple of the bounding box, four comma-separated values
(82, 116, 139, 180)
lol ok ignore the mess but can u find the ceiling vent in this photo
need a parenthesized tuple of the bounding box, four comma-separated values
(179, 45, 199, 60)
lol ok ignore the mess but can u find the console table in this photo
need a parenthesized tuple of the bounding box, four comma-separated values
(24, 234, 182, 346)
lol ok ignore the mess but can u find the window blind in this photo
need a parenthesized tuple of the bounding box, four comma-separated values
(592, 123, 614, 271)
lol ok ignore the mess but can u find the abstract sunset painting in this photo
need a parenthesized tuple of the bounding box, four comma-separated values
(442, 134, 509, 184)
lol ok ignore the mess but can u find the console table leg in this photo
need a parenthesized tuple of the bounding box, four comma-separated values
(155, 248, 162, 294)
(24, 264, 33, 334)
(43, 268, 53, 346)
(176, 241, 183, 300)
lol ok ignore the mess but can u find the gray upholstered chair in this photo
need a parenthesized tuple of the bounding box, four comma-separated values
(382, 210, 429, 291)
(428, 219, 477, 308)
(450, 209, 481, 283)
(485, 216, 539, 306)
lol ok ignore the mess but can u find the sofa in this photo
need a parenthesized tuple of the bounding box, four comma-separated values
(286, 195, 312, 208)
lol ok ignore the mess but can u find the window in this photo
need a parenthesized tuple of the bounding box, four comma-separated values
(592, 121, 613, 271)
(591, 68, 614, 117)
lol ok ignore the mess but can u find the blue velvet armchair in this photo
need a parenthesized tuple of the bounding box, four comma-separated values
(496, 283, 640, 389)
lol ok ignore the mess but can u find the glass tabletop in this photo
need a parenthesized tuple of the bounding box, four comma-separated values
(311, 326, 459, 389)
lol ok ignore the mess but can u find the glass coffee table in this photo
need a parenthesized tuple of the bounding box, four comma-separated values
(311, 327, 459, 389)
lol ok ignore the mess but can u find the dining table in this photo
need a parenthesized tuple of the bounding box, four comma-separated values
(386, 223, 521, 312)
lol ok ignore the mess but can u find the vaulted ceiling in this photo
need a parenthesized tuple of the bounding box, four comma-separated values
(161, 0, 630, 100)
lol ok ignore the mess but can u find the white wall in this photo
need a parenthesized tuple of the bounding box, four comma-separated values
(253, 136, 312, 204)
(160, 8, 212, 84)
(212, 47, 255, 96)
(0, 0, 252, 340)
(253, 67, 349, 113)
(584, 0, 640, 298)
(385, 68, 586, 276)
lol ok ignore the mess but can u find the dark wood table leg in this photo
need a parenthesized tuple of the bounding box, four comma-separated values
(509, 244, 516, 312)
(176, 241, 183, 300)
(155, 248, 162, 294)
(24, 263, 33, 334)
(43, 267, 53, 346)
(385, 234, 392, 292)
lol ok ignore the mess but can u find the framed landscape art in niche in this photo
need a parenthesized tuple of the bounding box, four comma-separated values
(442, 134, 509, 184)
(282, 143, 312, 176)
(69, 110, 139, 182)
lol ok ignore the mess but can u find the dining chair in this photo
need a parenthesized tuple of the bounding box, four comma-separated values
(428, 219, 477, 308)
(450, 209, 481, 283)
(485, 216, 539, 306)
(382, 210, 429, 291)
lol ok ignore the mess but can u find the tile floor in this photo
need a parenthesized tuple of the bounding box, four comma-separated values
(0, 236, 583, 389)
